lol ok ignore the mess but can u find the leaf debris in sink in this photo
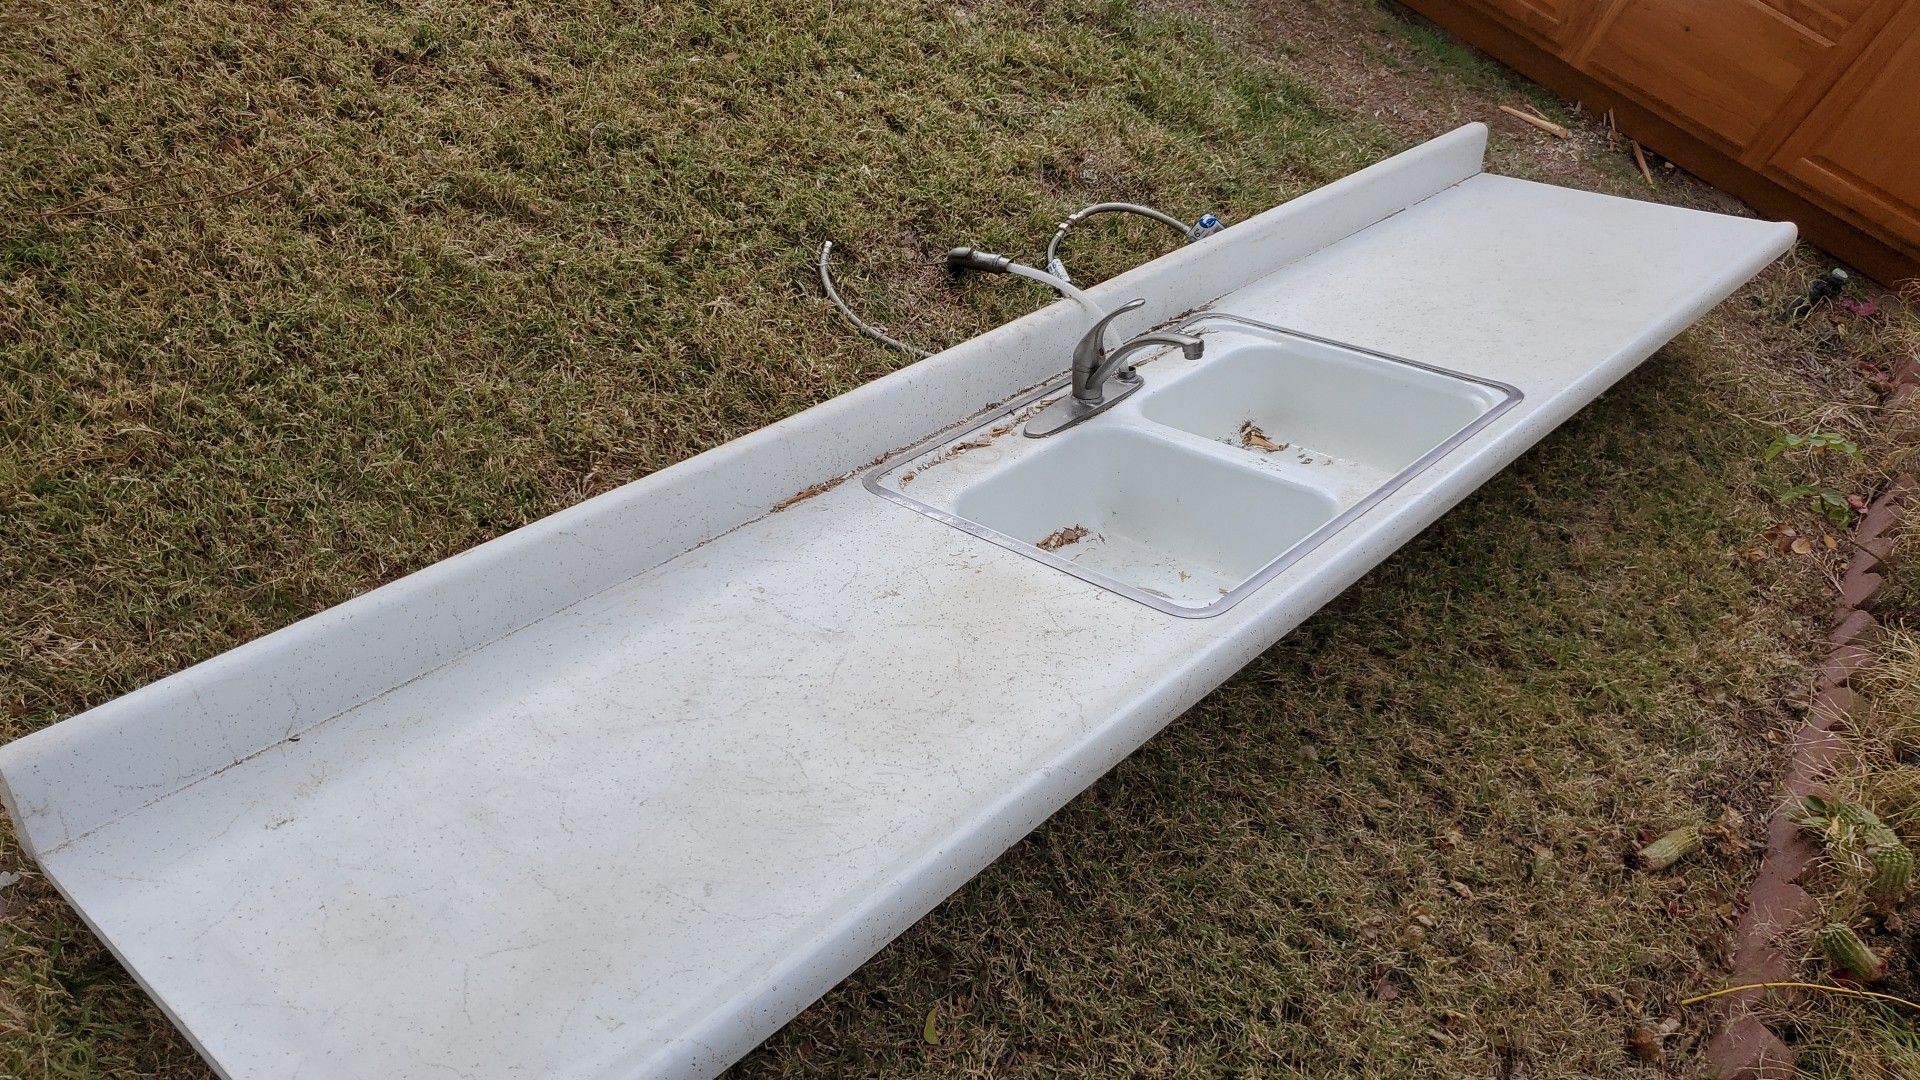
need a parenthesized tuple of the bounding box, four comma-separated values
(1238, 420, 1287, 453)
(1036, 524, 1090, 551)
(924, 437, 991, 467)
(1013, 396, 1059, 424)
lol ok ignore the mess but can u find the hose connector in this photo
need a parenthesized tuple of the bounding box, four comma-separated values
(1187, 213, 1223, 242)
(945, 247, 1014, 274)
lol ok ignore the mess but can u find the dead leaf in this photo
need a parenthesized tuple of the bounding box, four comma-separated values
(1527, 846, 1553, 881)
(1790, 537, 1813, 555)
(1709, 807, 1748, 855)
(1239, 420, 1286, 453)
(1627, 1026, 1662, 1063)
(1036, 524, 1089, 551)
(922, 1005, 940, 1045)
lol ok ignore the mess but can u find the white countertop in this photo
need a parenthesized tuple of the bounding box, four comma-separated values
(0, 127, 1794, 1079)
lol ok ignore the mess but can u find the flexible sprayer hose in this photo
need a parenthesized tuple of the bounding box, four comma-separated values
(817, 240, 931, 359)
(1003, 261, 1105, 318)
(818, 202, 1222, 358)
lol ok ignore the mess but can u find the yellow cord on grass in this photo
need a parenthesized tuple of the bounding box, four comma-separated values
(1681, 981, 1920, 1013)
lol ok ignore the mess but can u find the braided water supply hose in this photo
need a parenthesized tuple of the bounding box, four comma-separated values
(1043, 202, 1222, 285)
(816, 241, 930, 359)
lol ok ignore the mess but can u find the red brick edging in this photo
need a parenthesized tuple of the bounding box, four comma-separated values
(1704, 473, 1915, 1079)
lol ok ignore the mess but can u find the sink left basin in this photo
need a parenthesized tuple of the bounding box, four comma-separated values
(952, 426, 1340, 608)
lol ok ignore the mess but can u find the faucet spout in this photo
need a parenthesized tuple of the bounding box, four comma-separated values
(1085, 331, 1203, 398)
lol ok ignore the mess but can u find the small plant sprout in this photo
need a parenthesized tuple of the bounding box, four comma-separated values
(1762, 432, 1860, 525)
(1775, 484, 1856, 526)
(1764, 431, 1860, 460)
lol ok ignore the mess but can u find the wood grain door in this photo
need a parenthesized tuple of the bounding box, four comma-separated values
(1465, 0, 1597, 46)
(1770, 2, 1920, 250)
(1398, 0, 1918, 280)
(1575, 0, 1846, 153)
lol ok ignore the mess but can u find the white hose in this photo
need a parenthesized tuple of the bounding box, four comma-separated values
(1004, 261, 1105, 319)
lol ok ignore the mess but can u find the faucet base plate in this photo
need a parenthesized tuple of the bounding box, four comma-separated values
(1023, 371, 1142, 437)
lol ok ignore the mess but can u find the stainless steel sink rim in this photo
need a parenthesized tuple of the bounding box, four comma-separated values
(862, 313, 1524, 618)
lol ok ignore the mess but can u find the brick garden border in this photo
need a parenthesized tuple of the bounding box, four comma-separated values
(1703, 460, 1916, 1078)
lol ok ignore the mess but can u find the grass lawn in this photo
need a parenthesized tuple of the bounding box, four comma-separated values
(1780, 388, 1920, 1075)
(3, 0, 1914, 1075)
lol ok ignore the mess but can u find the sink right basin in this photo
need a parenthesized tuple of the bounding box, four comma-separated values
(1138, 331, 1516, 474)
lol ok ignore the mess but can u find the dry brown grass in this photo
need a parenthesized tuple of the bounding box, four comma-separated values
(3, 0, 1916, 1076)
(1778, 624, 1920, 1078)
(1786, 375, 1920, 1076)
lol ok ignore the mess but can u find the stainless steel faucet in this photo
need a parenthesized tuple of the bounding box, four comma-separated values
(1025, 298, 1204, 437)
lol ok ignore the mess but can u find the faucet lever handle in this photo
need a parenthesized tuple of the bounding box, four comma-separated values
(1081, 297, 1147, 357)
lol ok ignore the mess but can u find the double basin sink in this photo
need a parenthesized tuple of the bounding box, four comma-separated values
(865, 314, 1520, 616)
